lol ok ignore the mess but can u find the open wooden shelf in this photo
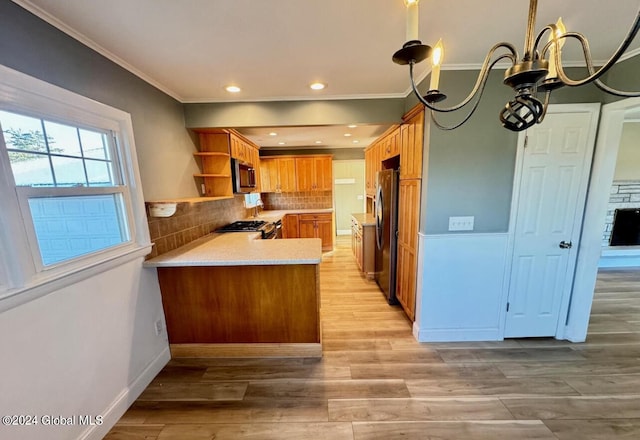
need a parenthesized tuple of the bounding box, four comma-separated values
(194, 173, 231, 178)
(193, 152, 230, 157)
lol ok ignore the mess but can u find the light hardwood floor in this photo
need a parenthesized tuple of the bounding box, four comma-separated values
(105, 237, 640, 439)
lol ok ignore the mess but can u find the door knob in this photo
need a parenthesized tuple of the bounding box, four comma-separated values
(559, 240, 573, 249)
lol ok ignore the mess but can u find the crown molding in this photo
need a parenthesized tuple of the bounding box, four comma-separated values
(11, 0, 184, 102)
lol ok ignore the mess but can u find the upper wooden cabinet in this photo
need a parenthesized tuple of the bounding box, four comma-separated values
(364, 142, 381, 197)
(400, 107, 424, 180)
(260, 157, 296, 193)
(261, 155, 332, 193)
(380, 126, 401, 162)
(295, 155, 332, 191)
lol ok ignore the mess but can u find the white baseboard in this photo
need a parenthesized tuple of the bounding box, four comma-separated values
(79, 346, 171, 440)
(336, 229, 351, 236)
(598, 247, 640, 268)
(413, 321, 502, 342)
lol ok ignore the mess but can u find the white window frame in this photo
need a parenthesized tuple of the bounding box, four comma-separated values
(0, 64, 151, 311)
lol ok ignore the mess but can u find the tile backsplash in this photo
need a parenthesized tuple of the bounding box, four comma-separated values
(146, 196, 248, 258)
(262, 191, 332, 210)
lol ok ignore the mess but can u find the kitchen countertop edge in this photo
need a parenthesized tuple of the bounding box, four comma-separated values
(144, 232, 323, 267)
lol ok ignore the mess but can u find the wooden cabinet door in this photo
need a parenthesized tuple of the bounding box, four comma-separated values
(298, 218, 316, 239)
(390, 127, 401, 157)
(316, 214, 333, 251)
(295, 157, 314, 191)
(251, 148, 261, 192)
(400, 109, 424, 180)
(365, 147, 374, 196)
(396, 179, 421, 320)
(314, 156, 333, 191)
(282, 214, 299, 238)
(260, 158, 279, 192)
(396, 243, 417, 321)
(278, 158, 297, 192)
(355, 230, 363, 270)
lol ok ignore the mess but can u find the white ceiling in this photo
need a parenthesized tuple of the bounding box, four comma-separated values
(16, 0, 640, 149)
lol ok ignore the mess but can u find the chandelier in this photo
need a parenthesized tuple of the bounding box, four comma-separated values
(393, 0, 640, 131)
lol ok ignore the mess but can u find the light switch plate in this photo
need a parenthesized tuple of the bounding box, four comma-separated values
(449, 216, 474, 231)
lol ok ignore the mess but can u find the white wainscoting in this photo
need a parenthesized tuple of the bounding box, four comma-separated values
(413, 233, 510, 342)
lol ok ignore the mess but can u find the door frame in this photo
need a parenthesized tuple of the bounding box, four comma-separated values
(502, 103, 601, 340)
(563, 97, 640, 341)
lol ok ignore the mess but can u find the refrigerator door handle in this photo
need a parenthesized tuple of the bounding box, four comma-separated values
(375, 184, 383, 250)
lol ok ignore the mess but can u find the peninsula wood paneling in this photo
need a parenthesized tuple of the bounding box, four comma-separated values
(157, 264, 319, 344)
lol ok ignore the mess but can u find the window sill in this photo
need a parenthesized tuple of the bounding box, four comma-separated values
(0, 244, 153, 313)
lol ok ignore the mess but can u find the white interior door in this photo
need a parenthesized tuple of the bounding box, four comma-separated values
(505, 109, 598, 338)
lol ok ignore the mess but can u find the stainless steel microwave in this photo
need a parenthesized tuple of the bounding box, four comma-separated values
(232, 159, 257, 193)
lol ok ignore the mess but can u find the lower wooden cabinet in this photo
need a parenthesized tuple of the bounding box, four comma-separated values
(396, 242, 417, 321)
(396, 179, 421, 320)
(351, 215, 375, 279)
(282, 212, 333, 251)
(299, 213, 333, 251)
(282, 214, 299, 239)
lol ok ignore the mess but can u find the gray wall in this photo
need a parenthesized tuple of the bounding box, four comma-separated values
(184, 99, 405, 128)
(601, 54, 640, 104)
(415, 67, 602, 234)
(0, 0, 199, 201)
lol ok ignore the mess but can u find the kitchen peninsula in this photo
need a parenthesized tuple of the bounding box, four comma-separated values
(145, 229, 323, 358)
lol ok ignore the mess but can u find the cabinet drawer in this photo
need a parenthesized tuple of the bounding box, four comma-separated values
(299, 213, 330, 222)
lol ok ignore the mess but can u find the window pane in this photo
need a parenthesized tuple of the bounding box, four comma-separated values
(0, 110, 47, 153)
(80, 129, 110, 160)
(43, 120, 82, 157)
(85, 159, 113, 186)
(7, 152, 54, 186)
(28, 194, 129, 266)
(51, 156, 87, 187)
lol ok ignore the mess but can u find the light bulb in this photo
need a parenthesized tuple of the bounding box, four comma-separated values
(429, 39, 444, 91)
(555, 18, 566, 49)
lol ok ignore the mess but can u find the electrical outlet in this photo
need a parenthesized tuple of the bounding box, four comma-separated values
(154, 319, 163, 336)
(448, 216, 474, 231)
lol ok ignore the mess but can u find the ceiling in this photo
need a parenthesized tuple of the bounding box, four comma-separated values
(16, 0, 640, 149)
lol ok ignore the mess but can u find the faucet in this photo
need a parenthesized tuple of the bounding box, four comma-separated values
(253, 198, 264, 218)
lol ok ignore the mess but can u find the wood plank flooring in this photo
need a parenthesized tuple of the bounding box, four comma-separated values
(105, 238, 640, 439)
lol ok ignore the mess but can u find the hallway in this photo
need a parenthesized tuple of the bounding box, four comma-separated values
(105, 237, 640, 439)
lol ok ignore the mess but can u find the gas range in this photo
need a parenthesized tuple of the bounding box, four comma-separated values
(215, 220, 280, 239)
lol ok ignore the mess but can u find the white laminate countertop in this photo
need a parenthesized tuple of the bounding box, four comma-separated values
(145, 232, 322, 267)
(352, 212, 376, 226)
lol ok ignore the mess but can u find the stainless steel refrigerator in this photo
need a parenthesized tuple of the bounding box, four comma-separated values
(375, 169, 399, 305)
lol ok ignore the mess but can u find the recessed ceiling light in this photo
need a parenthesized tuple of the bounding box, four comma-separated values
(310, 82, 326, 90)
(352, 140, 359, 144)
(278, 141, 286, 145)
(344, 133, 352, 137)
(315, 140, 322, 144)
(269, 132, 277, 136)
(225, 85, 241, 93)
(348, 124, 358, 128)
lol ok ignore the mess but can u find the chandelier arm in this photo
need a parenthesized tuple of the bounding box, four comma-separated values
(593, 79, 640, 98)
(533, 25, 556, 59)
(428, 55, 512, 130)
(409, 42, 518, 113)
(535, 90, 552, 125)
(555, 9, 640, 87)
